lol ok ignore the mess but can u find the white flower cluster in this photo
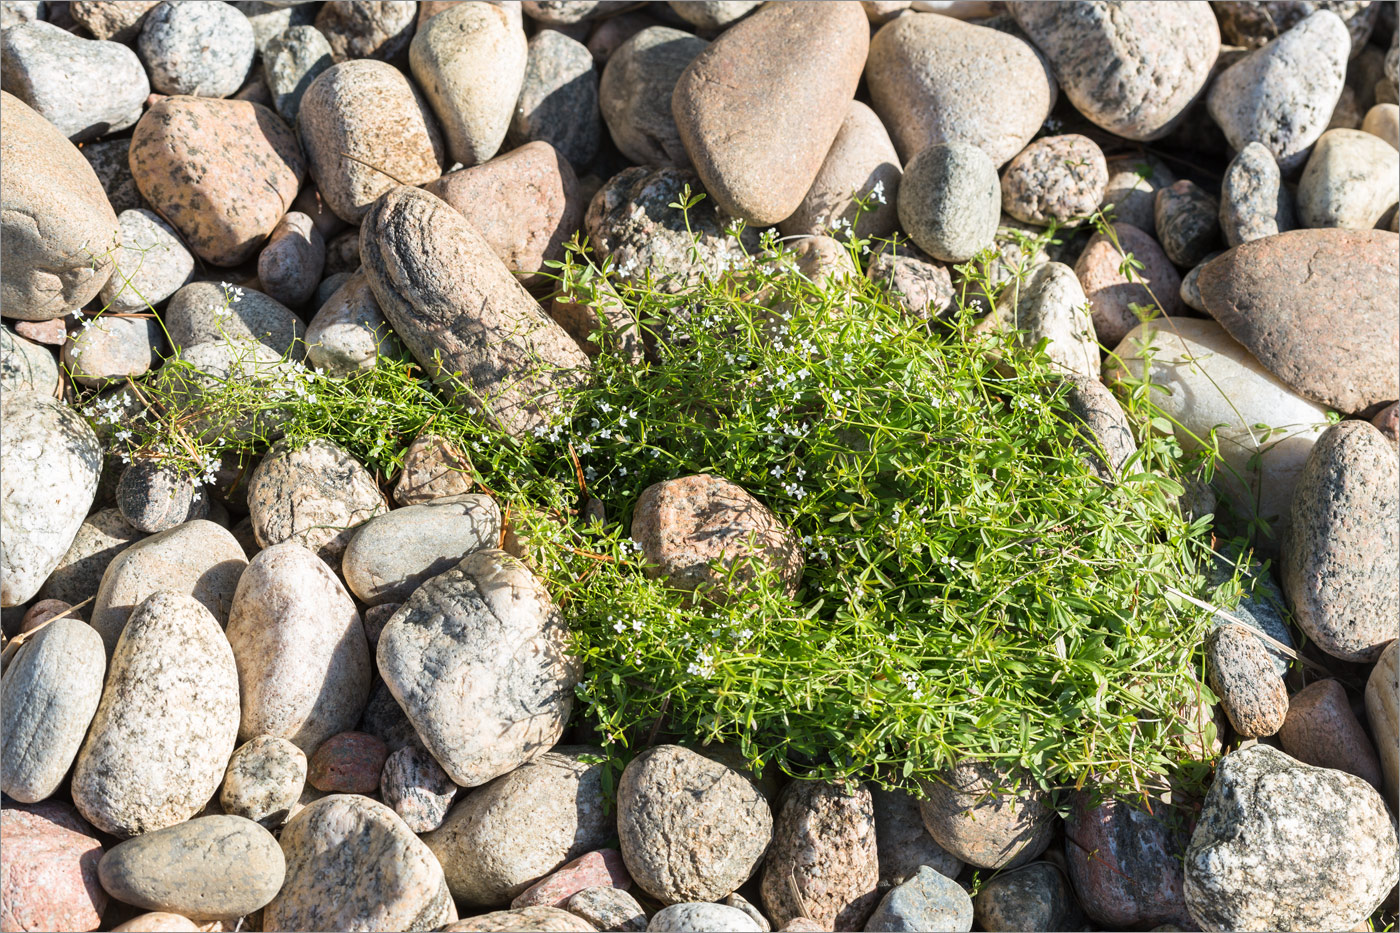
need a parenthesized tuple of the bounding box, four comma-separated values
(900, 669, 924, 700)
(686, 646, 717, 679)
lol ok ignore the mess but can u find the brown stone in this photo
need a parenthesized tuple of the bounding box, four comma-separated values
(441, 907, 594, 932)
(511, 849, 630, 909)
(1197, 228, 1400, 413)
(917, 761, 1055, 871)
(70, 1, 160, 41)
(13, 318, 67, 346)
(779, 100, 901, 240)
(670, 1, 868, 224)
(109, 913, 202, 932)
(308, 731, 389, 794)
(1372, 401, 1398, 446)
(393, 433, 476, 505)
(316, 0, 418, 62)
(760, 781, 880, 931)
(1279, 678, 1384, 789)
(1074, 222, 1183, 349)
(0, 802, 107, 933)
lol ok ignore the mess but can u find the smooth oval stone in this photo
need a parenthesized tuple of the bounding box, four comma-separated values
(129, 96, 304, 267)
(226, 540, 372, 751)
(63, 314, 163, 388)
(1010, 0, 1218, 141)
(599, 26, 706, 168)
(110, 910, 204, 931)
(970, 862, 1071, 933)
(671, 0, 868, 225)
(978, 261, 1098, 380)
(0, 392, 102, 607)
(258, 211, 325, 308)
(1, 326, 60, 397)
(343, 494, 502, 605)
(1196, 228, 1399, 413)
(1061, 374, 1139, 482)
(1297, 127, 1400, 229)
(359, 185, 590, 437)
(871, 787, 962, 889)
(0, 802, 107, 933)
(1074, 222, 1182, 348)
(37, 508, 145, 606)
(0, 92, 119, 321)
(897, 142, 1000, 263)
(442, 907, 595, 932)
(71, 592, 240, 837)
(918, 760, 1055, 871)
(98, 815, 284, 922)
(115, 461, 206, 534)
(1366, 641, 1399, 803)
(511, 29, 599, 166)
(666, 0, 758, 29)
(1205, 623, 1288, 737)
(760, 781, 879, 931)
(650, 903, 762, 932)
(1220, 141, 1296, 247)
(157, 338, 300, 444)
(262, 23, 334, 124)
(424, 747, 612, 906)
(1, 618, 105, 803)
(305, 270, 397, 374)
(1362, 101, 1400, 148)
(1283, 421, 1398, 663)
(410, 2, 527, 168)
(1000, 134, 1107, 228)
(1206, 10, 1350, 173)
(1279, 678, 1383, 788)
(299, 59, 447, 223)
(377, 548, 579, 787)
(866, 12, 1055, 166)
(89, 519, 247, 657)
(780, 100, 901, 240)
(99, 209, 195, 314)
(264, 794, 457, 932)
(316, 0, 417, 62)
(0, 20, 148, 142)
(138, 0, 255, 98)
(424, 139, 584, 289)
(1154, 179, 1221, 267)
(1064, 792, 1191, 929)
(220, 734, 307, 828)
(1101, 153, 1173, 235)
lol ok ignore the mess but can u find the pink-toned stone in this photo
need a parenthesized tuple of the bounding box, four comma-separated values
(778, 918, 827, 932)
(20, 598, 73, 632)
(1279, 678, 1384, 790)
(110, 913, 202, 932)
(1063, 792, 1192, 929)
(760, 781, 880, 931)
(0, 802, 107, 933)
(308, 732, 389, 794)
(13, 319, 67, 346)
(511, 849, 630, 909)
(1074, 222, 1184, 349)
(1372, 402, 1398, 446)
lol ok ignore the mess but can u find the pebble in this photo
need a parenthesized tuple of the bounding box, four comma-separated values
(780, 101, 901, 240)
(724, 893, 771, 933)
(631, 474, 803, 602)
(443, 907, 595, 932)
(1197, 228, 1398, 413)
(1, 327, 57, 397)
(424, 747, 611, 906)
(138, 0, 256, 98)
(263, 794, 458, 932)
(917, 760, 1055, 870)
(37, 508, 145, 607)
(246, 438, 387, 566)
(258, 211, 325, 308)
(158, 339, 301, 444)
(759, 781, 878, 931)
(864, 865, 971, 932)
(219, 735, 307, 828)
(1217, 0, 1378, 55)
(1297, 127, 1400, 228)
(1183, 744, 1399, 931)
(1205, 622, 1289, 737)
(393, 432, 476, 505)
(1362, 101, 1400, 148)
(410, 2, 527, 167)
(666, 0, 758, 30)
(313, 270, 353, 308)
(1279, 677, 1383, 788)
(360, 185, 589, 437)
(1, 92, 119, 321)
(1064, 792, 1191, 929)
(511, 29, 600, 166)
(261, 24, 334, 125)
(1373, 401, 1399, 446)
(226, 540, 372, 750)
(566, 886, 647, 932)
(1206, 10, 1350, 173)
(307, 731, 388, 794)
(97, 815, 284, 922)
(523, 0, 641, 25)
(342, 493, 501, 605)
(116, 461, 207, 533)
(19, 598, 74, 632)
(870, 787, 962, 889)
(615, 744, 772, 905)
(129, 96, 304, 267)
(1074, 222, 1183, 348)
(424, 139, 584, 289)
(649, 903, 762, 932)
(1220, 141, 1296, 247)
(898, 142, 1000, 263)
(513, 849, 629, 909)
(586, 8, 657, 64)
(381, 744, 458, 832)
(1154, 179, 1221, 267)
(1, 618, 105, 803)
(979, 261, 1099, 381)
(599, 25, 707, 168)
(0, 20, 149, 142)
(13, 317, 67, 346)
(865, 244, 954, 320)
(1283, 420, 1398, 663)
(80, 137, 145, 216)
(305, 270, 398, 375)
(1101, 154, 1173, 235)
(1, 392, 103, 607)
(235, 0, 319, 53)
(298, 60, 446, 223)
(1209, 555, 1296, 677)
(671, 0, 868, 224)
(1000, 134, 1107, 227)
(165, 280, 305, 358)
(866, 12, 1055, 167)
(100, 209, 196, 314)
(379, 549, 578, 787)
(1061, 373, 1139, 482)
(550, 276, 643, 360)
(70, 0, 160, 41)
(71, 591, 240, 837)
(316, 0, 418, 61)
(1366, 640, 1398, 802)
(109, 912, 203, 932)
(0, 802, 108, 933)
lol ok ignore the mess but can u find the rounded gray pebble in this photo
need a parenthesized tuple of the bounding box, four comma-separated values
(511, 29, 600, 166)
(380, 744, 458, 833)
(116, 461, 208, 534)
(566, 885, 647, 932)
(165, 280, 306, 358)
(139, 0, 257, 98)
(305, 271, 397, 375)
(599, 26, 707, 168)
(62, 314, 164, 389)
(1220, 141, 1296, 247)
(258, 210, 325, 308)
(1154, 180, 1221, 267)
(1205, 623, 1288, 737)
(648, 903, 762, 932)
(100, 209, 195, 313)
(898, 142, 1000, 263)
(261, 24, 333, 125)
(220, 734, 308, 828)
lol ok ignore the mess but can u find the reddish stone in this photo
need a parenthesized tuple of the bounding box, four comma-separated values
(1062, 793, 1192, 930)
(1279, 678, 1384, 790)
(307, 732, 389, 794)
(778, 920, 826, 932)
(1074, 222, 1183, 349)
(511, 849, 631, 909)
(0, 802, 107, 932)
(1373, 402, 1398, 447)
(13, 319, 68, 346)
(20, 599, 74, 632)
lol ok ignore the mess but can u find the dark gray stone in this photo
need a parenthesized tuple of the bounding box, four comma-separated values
(598, 26, 706, 168)
(261, 24, 333, 125)
(866, 865, 972, 932)
(1154, 179, 1221, 267)
(80, 138, 144, 215)
(1220, 141, 1296, 247)
(511, 29, 599, 166)
(897, 143, 1000, 263)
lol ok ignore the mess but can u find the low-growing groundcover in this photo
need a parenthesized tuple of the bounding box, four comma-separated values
(101, 217, 1244, 807)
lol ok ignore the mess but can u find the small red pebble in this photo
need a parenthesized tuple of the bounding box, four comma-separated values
(511, 849, 631, 909)
(308, 732, 389, 794)
(21, 599, 74, 632)
(14, 318, 68, 346)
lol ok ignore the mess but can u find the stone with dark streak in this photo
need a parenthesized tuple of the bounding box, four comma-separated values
(1063, 792, 1192, 929)
(760, 781, 880, 931)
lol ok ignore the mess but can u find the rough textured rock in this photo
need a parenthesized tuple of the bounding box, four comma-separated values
(410, 2, 526, 167)
(1214, 0, 1379, 55)
(307, 731, 388, 793)
(1184, 744, 1399, 931)
(258, 211, 325, 308)
(522, 1, 632, 25)
(866, 12, 1055, 166)
(381, 743, 458, 832)
(247, 438, 388, 566)
(0, 20, 148, 142)
(97, 816, 284, 922)
(393, 432, 476, 504)
(511, 29, 599, 166)
(423, 140, 583, 289)
(219, 735, 307, 828)
(649, 903, 762, 932)
(0, 802, 107, 933)
(237, 0, 322, 53)
(1206, 622, 1289, 736)
(1279, 677, 1383, 788)
(1154, 179, 1221, 267)
(71, 592, 240, 837)
(1283, 420, 1398, 663)
(378, 549, 579, 787)
(37, 509, 145, 608)
(759, 781, 879, 931)
(599, 26, 707, 168)
(970, 862, 1074, 933)
(1208, 555, 1296, 677)
(1, 326, 60, 397)
(980, 261, 1098, 380)
(264, 794, 457, 932)
(780, 101, 901, 240)
(129, 96, 303, 267)
(0, 92, 119, 321)
(70, 0, 160, 40)
(870, 787, 962, 889)
(441, 907, 594, 932)
(865, 245, 955, 320)
(512, 849, 628, 909)
(138, 0, 255, 98)
(917, 761, 1055, 870)
(100, 209, 195, 314)
(342, 494, 501, 605)
(261, 24, 333, 124)
(1, 618, 105, 803)
(80, 137, 144, 216)
(616, 744, 772, 905)
(1296, 126, 1400, 228)
(565, 886, 647, 932)
(316, 0, 418, 62)
(1366, 640, 1399, 802)
(898, 142, 1000, 263)
(1000, 135, 1107, 227)
(1197, 228, 1399, 413)
(0, 392, 103, 607)
(666, 0, 757, 29)
(1220, 141, 1296, 246)
(1064, 793, 1191, 929)
(670, 0, 868, 224)
(424, 747, 612, 906)
(1074, 222, 1183, 348)
(298, 59, 446, 223)
(114, 461, 205, 534)
(359, 185, 589, 437)
(1206, 10, 1350, 172)
(306, 270, 398, 375)
(1061, 373, 1139, 481)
